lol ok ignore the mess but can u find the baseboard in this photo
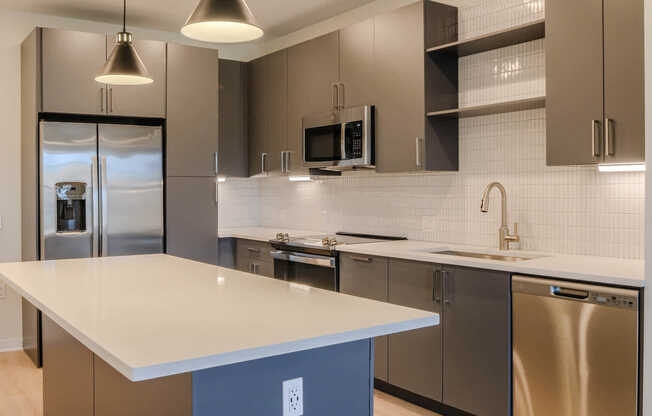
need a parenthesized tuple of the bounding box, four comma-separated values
(0, 337, 22, 353)
(374, 379, 473, 416)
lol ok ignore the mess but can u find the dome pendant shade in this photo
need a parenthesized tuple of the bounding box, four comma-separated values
(181, 0, 264, 43)
(96, 32, 153, 85)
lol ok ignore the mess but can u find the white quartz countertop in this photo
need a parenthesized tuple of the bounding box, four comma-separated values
(218, 227, 644, 287)
(0, 255, 437, 382)
(218, 227, 323, 242)
(337, 240, 645, 288)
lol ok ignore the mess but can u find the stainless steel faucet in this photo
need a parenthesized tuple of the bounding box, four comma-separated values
(481, 182, 520, 250)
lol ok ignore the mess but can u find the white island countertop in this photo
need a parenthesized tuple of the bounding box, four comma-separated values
(0, 254, 437, 382)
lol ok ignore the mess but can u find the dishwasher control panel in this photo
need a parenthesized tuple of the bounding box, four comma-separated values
(591, 294, 638, 310)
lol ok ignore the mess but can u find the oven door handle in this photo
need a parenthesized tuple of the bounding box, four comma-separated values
(270, 250, 336, 268)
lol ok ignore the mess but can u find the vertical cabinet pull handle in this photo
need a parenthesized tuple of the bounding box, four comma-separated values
(331, 83, 338, 111)
(215, 181, 218, 205)
(338, 82, 345, 110)
(261, 153, 268, 175)
(100, 88, 105, 112)
(591, 120, 601, 158)
(214, 151, 219, 174)
(432, 269, 442, 303)
(443, 270, 452, 306)
(605, 118, 614, 156)
(416, 137, 424, 168)
(108, 88, 113, 113)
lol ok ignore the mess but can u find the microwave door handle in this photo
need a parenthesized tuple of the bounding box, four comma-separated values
(341, 123, 347, 160)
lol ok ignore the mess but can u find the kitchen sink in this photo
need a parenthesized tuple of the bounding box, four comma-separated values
(430, 250, 543, 262)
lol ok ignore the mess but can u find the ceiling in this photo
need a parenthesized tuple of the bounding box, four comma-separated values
(0, 0, 384, 40)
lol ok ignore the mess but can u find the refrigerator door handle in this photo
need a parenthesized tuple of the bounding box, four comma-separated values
(100, 156, 109, 257)
(90, 157, 99, 257)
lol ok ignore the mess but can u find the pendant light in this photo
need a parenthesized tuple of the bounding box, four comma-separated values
(95, 0, 153, 86)
(181, 0, 264, 43)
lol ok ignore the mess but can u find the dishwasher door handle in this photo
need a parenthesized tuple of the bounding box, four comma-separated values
(551, 286, 589, 300)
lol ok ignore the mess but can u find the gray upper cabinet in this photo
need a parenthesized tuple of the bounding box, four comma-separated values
(41, 28, 107, 115)
(106, 38, 166, 118)
(603, 0, 644, 164)
(167, 43, 219, 177)
(339, 19, 375, 109)
(287, 32, 340, 173)
(247, 50, 287, 176)
(388, 259, 442, 401)
(247, 56, 267, 177)
(219, 59, 248, 178)
(166, 177, 218, 265)
(546, 0, 644, 165)
(373, 3, 425, 173)
(441, 266, 510, 416)
(339, 253, 389, 382)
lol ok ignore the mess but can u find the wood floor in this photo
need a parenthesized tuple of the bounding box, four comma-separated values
(0, 350, 440, 416)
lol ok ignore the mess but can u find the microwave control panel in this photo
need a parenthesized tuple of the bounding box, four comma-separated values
(344, 120, 363, 159)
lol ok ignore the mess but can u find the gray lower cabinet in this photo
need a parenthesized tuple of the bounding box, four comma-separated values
(235, 238, 274, 278)
(546, 0, 644, 165)
(388, 259, 442, 401)
(166, 177, 218, 265)
(167, 43, 219, 177)
(41, 28, 107, 115)
(105, 38, 166, 118)
(219, 60, 248, 177)
(441, 266, 510, 416)
(373, 3, 425, 173)
(339, 253, 389, 381)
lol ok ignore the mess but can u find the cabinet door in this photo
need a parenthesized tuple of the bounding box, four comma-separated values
(287, 32, 340, 173)
(263, 50, 288, 173)
(108, 38, 166, 118)
(340, 253, 389, 381)
(603, 0, 644, 164)
(388, 259, 442, 401)
(219, 60, 248, 177)
(167, 44, 218, 177)
(373, 3, 425, 173)
(442, 267, 510, 416)
(247, 57, 267, 176)
(41, 28, 106, 115)
(546, 0, 604, 166)
(339, 19, 375, 108)
(166, 177, 218, 265)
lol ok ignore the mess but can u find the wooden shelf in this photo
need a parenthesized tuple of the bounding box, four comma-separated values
(426, 96, 546, 119)
(426, 19, 545, 57)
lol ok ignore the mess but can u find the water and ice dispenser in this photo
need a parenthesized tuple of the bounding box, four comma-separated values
(55, 182, 87, 233)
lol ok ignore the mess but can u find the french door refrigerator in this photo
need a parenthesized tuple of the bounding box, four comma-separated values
(23, 121, 164, 367)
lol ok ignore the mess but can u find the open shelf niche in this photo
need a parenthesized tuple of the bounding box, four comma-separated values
(423, 2, 546, 171)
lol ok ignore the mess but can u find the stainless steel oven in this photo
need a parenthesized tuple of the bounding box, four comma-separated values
(271, 250, 338, 291)
(302, 105, 374, 170)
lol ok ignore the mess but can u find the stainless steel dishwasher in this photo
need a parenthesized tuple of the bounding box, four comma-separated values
(512, 276, 639, 416)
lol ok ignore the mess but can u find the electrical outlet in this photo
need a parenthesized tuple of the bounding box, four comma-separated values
(282, 377, 303, 416)
(0, 282, 6, 300)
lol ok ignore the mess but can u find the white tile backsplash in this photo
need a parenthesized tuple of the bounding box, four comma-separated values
(218, 0, 645, 260)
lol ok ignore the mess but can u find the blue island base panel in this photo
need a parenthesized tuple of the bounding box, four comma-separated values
(192, 339, 375, 416)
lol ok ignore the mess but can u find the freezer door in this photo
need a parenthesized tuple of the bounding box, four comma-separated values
(98, 124, 164, 256)
(40, 121, 98, 260)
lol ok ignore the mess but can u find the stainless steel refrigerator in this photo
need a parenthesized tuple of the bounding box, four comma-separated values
(23, 121, 164, 366)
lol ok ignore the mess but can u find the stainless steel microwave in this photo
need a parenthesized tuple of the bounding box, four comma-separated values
(302, 105, 375, 170)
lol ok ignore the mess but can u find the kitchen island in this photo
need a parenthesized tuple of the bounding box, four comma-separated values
(0, 254, 437, 416)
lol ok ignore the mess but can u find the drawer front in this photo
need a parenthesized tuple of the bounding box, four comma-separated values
(236, 239, 274, 263)
(340, 253, 388, 301)
(236, 259, 275, 278)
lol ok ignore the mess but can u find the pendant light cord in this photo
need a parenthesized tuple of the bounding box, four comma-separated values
(122, 0, 126, 32)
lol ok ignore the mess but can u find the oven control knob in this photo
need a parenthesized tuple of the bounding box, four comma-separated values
(276, 233, 287, 242)
(283, 233, 289, 242)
